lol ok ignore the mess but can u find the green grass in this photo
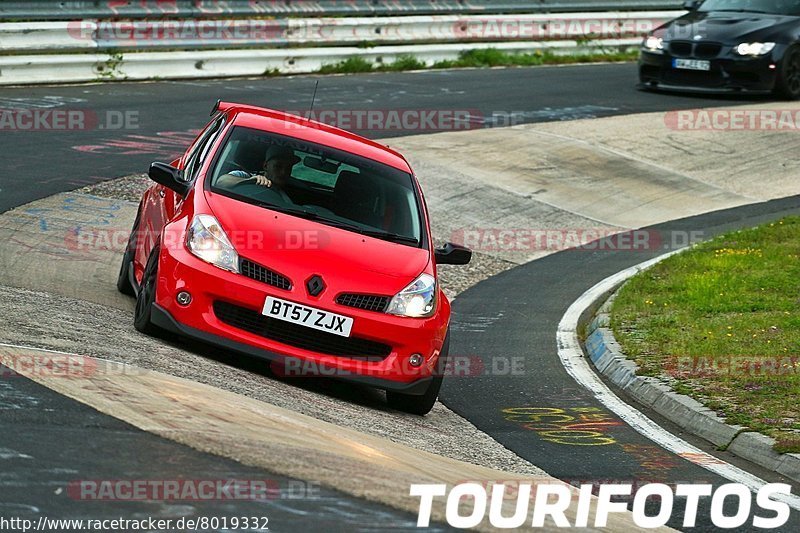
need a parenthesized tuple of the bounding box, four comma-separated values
(611, 218, 800, 452)
(318, 56, 375, 74)
(317, 48, 638, 75)
(431, 48, 637, 69)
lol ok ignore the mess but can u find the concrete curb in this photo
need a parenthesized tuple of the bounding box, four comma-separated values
(581, 280, 800, 485)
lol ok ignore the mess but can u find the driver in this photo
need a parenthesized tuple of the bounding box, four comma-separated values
(217, 145, 300, 198)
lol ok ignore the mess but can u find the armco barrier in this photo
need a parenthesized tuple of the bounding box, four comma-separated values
(1, 0, 685, 20)
(0, 13, 680, 53)
(0, 39, 640, 85)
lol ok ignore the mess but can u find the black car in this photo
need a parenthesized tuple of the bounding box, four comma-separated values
(639, 0, 800, 97)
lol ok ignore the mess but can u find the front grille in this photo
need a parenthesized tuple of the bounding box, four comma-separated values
(670, 41, 692, 57)
(240, 258, 291, 290)
(669, 41, 722, 59)
(336, 293, 390, 313)
(694, 42, 722, 59)
(213, 301, 392, 359)
(663, 68, 723, 88)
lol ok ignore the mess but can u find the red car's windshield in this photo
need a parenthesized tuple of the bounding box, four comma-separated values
(209, 126, 423, 247)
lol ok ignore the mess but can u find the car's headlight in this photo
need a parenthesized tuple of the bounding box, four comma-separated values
(186, 214, 239, 273)
(643, 36, 664, 53)
(386, 273, 436, 318)
(734, 42, 775, 56)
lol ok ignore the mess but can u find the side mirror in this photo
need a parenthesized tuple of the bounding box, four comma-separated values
(149, 162, 190, 197)
(682, 0, 700, 10)
(434, 242, 472, 265)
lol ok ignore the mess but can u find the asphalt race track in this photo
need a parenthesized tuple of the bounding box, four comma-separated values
(0, 364, 437, 531)
(0, 62, 760, 214)
(441, 196, 800, 532)
(1, 63, 798, 531)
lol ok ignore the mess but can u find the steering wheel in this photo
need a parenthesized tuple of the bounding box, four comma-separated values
(229, 177, 285, 204)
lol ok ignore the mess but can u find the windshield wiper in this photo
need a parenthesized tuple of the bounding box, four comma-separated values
(715, 9, 769, 13)
(357, 229, 420, 245)
(263, 204, 324, 221)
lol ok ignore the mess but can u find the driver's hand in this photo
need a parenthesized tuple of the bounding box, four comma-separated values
(252, 174, 273, 188)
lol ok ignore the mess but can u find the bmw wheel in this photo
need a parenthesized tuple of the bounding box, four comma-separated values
(775, 44, 800, 99)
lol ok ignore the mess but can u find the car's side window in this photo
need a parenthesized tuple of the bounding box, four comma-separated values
(181, 116, 225, 183)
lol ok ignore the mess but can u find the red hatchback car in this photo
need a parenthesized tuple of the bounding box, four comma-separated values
(117, 101, 471, 415)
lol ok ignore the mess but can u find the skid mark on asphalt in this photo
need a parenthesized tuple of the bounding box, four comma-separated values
(72, 129, 199, 158)
(448, 310, 504, 333)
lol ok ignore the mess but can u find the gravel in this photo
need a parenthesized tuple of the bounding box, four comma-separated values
(79, 173, 150, 203)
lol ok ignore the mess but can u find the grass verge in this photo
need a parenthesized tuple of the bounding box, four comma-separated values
(611, 218, 800, 452)
(317, 48, 638, 75)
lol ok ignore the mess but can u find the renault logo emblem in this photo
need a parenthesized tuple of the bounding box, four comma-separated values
(306, 275, 325, 297)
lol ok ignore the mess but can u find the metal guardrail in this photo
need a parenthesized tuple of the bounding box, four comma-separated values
(2, 0, 684, 20)
(0, 13, 679, 53)
(0, 4, 679, 85)
(0, 39, 643, 85)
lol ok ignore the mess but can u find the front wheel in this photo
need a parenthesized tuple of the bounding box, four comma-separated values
(774, 44, 800, 99)
(386, 332, 450, 416)
(134, 246, 161, 335)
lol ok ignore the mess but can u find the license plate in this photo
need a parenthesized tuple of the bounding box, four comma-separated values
(672, 58, 710, 71)
(263, 296, 353, 337)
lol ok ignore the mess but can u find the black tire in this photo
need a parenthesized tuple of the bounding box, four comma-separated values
(134, 246, 161, 335)
(116, 206, 141, 297)
(774, 44, 800, 99)
(116, 247, 136, 296)
(386, 331, 450, 416)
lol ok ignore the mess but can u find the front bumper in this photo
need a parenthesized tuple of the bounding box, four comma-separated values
(638, 49, 778, 94)
(152, 242, 448, 394)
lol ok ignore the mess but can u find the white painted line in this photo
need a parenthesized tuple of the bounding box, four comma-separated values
(557, 250, 800, 510)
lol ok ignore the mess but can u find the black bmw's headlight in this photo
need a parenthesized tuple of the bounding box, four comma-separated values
(642, 36, 664, 54)
(734, 42, 776, 56)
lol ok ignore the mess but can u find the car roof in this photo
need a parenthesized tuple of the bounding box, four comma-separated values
(218, 102, 413, 173)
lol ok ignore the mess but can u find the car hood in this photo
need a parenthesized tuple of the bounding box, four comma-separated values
(204, 191, 431, 295)
(658, 11, 798, 44)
